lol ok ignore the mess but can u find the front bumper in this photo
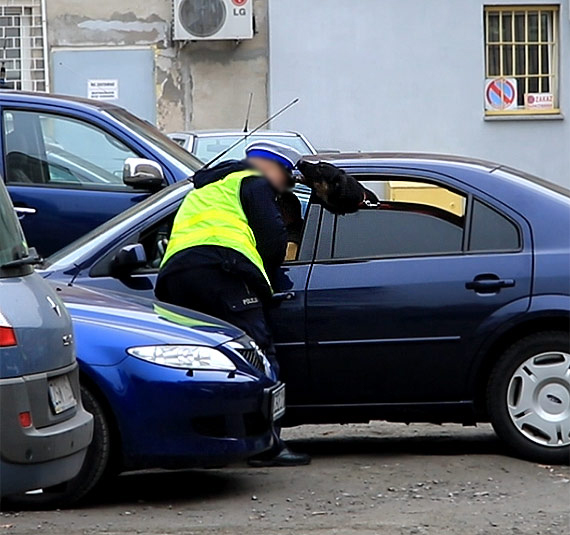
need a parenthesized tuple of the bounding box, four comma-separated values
(86, 356, 280, 470)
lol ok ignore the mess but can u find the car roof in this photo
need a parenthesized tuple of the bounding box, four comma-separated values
(0, 90, 120, 112)
(304, 151, 500, 171)
(305, 151, 570, 199)
(170, 130, 304, 138)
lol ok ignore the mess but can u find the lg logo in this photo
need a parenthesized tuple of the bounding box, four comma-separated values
(232, 0, 248, 16)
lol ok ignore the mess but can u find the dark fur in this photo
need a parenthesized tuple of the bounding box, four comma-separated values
(297, 160, 379, 215)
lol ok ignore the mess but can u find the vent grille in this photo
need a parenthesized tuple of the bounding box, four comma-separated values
(236, 348, 265, 374)
(179, 0, 226, 38)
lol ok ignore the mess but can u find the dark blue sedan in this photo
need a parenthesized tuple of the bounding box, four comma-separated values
(42, 153, 570, 465)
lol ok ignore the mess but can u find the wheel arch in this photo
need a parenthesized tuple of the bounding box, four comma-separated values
(471, 311, 570, 418)
(78, 367, 124, 473)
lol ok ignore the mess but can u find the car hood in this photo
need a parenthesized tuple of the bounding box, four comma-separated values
(51, 283, 244, 349)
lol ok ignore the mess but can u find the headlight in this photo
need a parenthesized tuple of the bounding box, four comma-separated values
(126, 345, 236, 371)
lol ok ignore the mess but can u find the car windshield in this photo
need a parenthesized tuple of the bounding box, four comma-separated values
(193, 134, 313, 162)
(0, 182, 28, 267)
(105, 108, 204, 173)
(44, 180, 192, 269)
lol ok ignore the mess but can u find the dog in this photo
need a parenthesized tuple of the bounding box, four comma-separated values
(296, 160, 379, 215)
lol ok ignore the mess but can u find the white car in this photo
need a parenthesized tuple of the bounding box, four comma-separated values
(167, 130, 318, 162)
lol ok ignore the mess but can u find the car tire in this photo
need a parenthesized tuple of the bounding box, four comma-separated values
(4, 386, 114, 509)
(487, 331, 570, 465)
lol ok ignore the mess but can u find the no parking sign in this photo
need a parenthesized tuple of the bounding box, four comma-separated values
(485, 78, 518, 111)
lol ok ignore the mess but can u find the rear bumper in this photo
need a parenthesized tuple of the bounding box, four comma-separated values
(0, 364, 94, 496)
(0, 450, 86, 497)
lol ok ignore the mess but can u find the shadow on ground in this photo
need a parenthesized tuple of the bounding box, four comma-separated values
(87, 429, 507, 506)
(285, 427, 506, 458)
(1, 428, 510, 511)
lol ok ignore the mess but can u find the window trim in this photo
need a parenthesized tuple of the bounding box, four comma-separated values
(483, 4, 560, 116)
(284, 203, 322, 265)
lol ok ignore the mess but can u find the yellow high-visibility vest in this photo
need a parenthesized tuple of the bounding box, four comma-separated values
(160, 169, 271, 288)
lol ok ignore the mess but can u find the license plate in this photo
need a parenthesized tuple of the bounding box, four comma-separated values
(48, 375, 77, 415)
(271, 384, 286, 421)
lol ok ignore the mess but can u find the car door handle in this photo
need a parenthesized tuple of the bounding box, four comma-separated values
(14, 206, 37, 219)
(466, 275, 515, 293)
(272, 291, 296, 303)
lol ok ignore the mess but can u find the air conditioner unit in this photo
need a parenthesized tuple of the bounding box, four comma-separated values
(173, 0, 253, 41)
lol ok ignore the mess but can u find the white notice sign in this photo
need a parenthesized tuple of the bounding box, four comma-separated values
(525, 93, 554, 110)
(87, 79, 119, 101)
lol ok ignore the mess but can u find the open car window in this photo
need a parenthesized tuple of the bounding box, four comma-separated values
(332, 179, 467, 260)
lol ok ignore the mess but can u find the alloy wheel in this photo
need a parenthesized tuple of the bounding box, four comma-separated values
(507, 351, 570, 447)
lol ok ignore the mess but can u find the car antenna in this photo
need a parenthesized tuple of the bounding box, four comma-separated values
(201, 97, 299, 170)
(243, 92, 254, 132)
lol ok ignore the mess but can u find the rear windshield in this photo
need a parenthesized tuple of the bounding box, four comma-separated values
(0, 182, 27, 267)
(193, 134, 313, 163)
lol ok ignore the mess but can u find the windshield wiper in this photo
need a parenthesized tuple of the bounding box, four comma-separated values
(1, 248, 43, 269)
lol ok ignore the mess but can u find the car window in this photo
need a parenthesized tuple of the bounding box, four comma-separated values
(170, 137, 187, 147)
(332, 179, 466, 259)
(469, 199, 520, 252)
(193, 134, 312, 162)
(3, 110, 138, 188)
(0, 181, 27, 267)
(137, 213, 176, 270)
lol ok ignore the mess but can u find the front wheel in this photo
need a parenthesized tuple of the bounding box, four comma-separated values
(487, 331, 570, 465)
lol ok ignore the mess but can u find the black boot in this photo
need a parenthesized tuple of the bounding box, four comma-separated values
(248, 442, 311, 467)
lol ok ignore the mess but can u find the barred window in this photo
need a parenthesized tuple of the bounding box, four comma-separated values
(484, 5, 559, 115)
(0, 0, 46, 92)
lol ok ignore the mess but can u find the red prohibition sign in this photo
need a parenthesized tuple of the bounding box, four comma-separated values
(232, 0, 248, 6)
(486, 79, 516, 109)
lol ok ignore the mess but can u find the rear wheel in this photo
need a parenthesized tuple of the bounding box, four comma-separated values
(487, 331, 570, 465)
(4, 386, 114, 509)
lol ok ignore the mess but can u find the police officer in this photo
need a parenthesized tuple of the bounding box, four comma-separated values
(155, 140, 310, 467)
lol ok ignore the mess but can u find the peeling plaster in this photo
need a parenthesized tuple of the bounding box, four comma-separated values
(78, 20, 168, 40)
(45, 0, 270, 131)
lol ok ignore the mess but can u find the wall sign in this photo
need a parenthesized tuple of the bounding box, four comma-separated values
(485, 78, 517, 111)
(525, 93, 554, 110)
(87, 79, 119, 101)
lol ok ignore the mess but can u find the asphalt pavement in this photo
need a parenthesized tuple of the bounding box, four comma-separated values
(2, 422, 569, 535)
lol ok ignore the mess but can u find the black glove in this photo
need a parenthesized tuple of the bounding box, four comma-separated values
(297, 160, 368, 215)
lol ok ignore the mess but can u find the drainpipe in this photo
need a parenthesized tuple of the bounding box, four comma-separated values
(40, 0, 50, 92)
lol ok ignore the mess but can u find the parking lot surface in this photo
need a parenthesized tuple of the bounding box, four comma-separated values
(2, 422, 569, 535)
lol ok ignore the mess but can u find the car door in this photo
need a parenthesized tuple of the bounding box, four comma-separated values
(2, 108, 149, 257)
(305, 170, 533, 406)
(70, 202, 321, 407)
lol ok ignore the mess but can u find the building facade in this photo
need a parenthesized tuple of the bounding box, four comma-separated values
(42, 0, 269, 130)
(269, 0, 570, 186)
(0, 0, 568, 186)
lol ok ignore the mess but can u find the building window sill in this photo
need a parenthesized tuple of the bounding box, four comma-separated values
(484, 113, 564, 122)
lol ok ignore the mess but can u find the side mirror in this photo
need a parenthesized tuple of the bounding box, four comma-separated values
(113, 244, 147, 276)
(123, 158, 165, 191)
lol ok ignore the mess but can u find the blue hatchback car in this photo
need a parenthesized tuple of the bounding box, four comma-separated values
(7, 283, 281, 508)
(42, 153, 570, 465)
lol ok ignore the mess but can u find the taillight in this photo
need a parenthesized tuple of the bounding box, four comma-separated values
(19, 412, 32, 428)
(0, 311, 17, 347)
(0, 326, 17, 347)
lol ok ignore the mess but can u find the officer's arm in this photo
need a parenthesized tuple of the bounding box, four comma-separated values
(240, 177, 288, 276)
